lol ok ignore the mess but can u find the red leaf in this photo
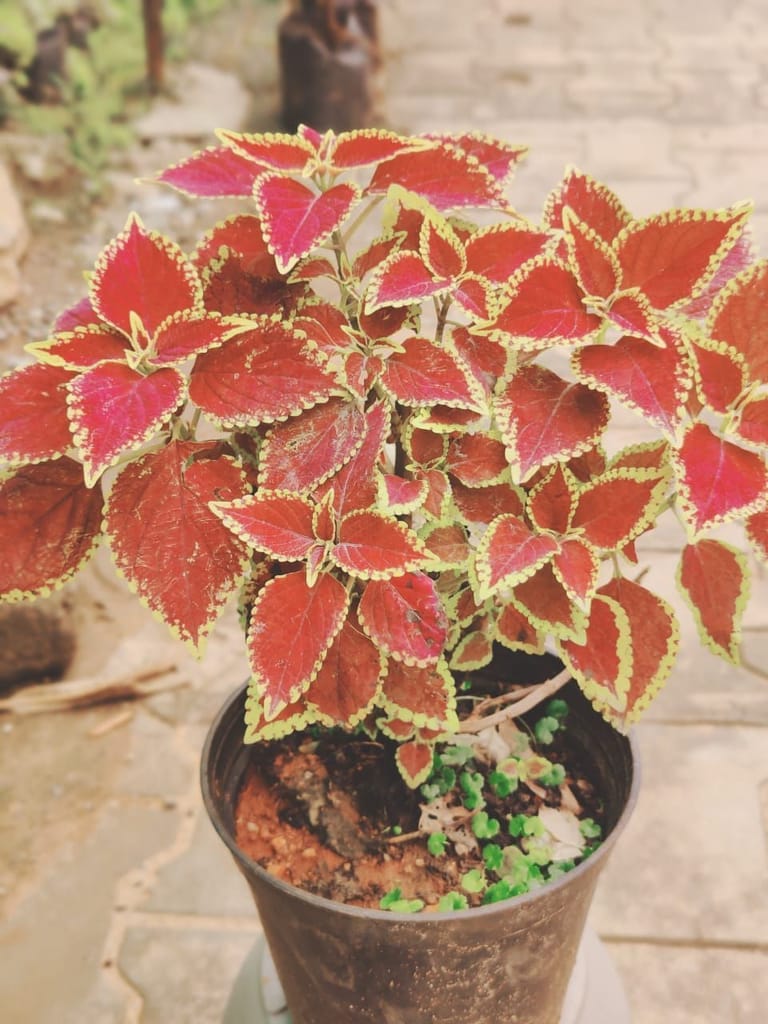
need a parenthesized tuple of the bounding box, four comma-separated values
(571, 469, 668, 549)
(368, 145, 506, 211)
(259, 398, 366, 493)
(0, 363, 74, 465)
(423, 524, 470, 567)
(675, 422, 768, 535)
(512, 563, 584, 641)
(105, 441, 249, 646)
(451, 326, 507, 390)
(415, 468, 450, 519)
(559, 595, 631, 710)
(67, 363, 186, 485)
(0, 458, 102, 599)
(295, 302, 354, 353)
(476, 515, 559, 594)
(709, 261, 768, 385)
(188, 320, 335, 426)
(366, 250, 448, 310)
(446, 434, 508, 486)
(308, 617, 383, 725)
(331, 128, 428, 169)
(380, 474, 427, 512)
(450, 624, 494, 671)
(429, 131, 527, 184)
(464, 223, 549, 283)
(332, 511, 429, 579)
(682, 229, 754, 320)
(290, 256, 337, 282)
(358, 572, 448, 666)
(150, 312, 239, 365)
(451, 479, 524, 525)
(420, 216, 465, 279)
(200, 251, 305, 317)
(417, 406, 485, 431)
(381, 659, 455, 728)
(563, 210, 620, 298)
(607, 291, 661, 342)
(527, 466, 576, 533)
(212, 491, 317, 560)
(737, 395, 768, 445)
(254, 176, 360, 273)
(598, 577, 679, 724)
(747, 508, 768, 563)
(406, 426, 446, 467)
(381, 336, 482, 410)
(545, 169, 631, 243)
(154, 145, 264, 197)
(496, 364, 610, 480)
(193, 214, 280, 278)
(453, 276, 493, 321)
(553, 539, 599, 602)
(611, 440, 670, 474)
(243, 691, 319, 743)
(678, 540, 748, 662)
(316, 401, 389, 517)
(495, 603, 542, 653)
(396, 741, 435, 788)
(573, 335, 692, 434)
(91, 215, 200, 338)
(29, 326, 129, 369)
(352, 235, 401, 280)
(616, 205, 751, 309)
(692, 341, 747, 414)
(53, 296, 99, 332)
(219, 129, 316, 170)
(248, 571, 349, 718)
(488, 261, 602, 346)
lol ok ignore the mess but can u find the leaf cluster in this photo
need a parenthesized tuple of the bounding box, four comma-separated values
(1, 127, 767, 777)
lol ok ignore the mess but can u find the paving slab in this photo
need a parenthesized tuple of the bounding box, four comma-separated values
(0, 799, 181, 1024)
(119, 926, 260, 1024)
(591, 722, 768, 944)
(145, 805, 255, 918)
(605, 943, 768, 1024)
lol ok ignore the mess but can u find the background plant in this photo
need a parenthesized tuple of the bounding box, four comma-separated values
(0, 0, 227, 177)
(1, 127, 767, 786)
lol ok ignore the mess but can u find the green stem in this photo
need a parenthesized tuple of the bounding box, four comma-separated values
(340, 193, 385, 249)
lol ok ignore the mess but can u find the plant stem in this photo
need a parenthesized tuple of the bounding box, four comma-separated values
(456, 667, 572, 735)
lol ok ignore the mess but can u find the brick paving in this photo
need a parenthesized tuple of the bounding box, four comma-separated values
(1, 1, 768, 1021)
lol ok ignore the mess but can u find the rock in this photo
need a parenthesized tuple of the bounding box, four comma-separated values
(134, 63, 252, 141)
(0, 131, 72, 185)
(0, 251, 22, 309)
(0, 594, 77, 692)
(0, 161, 29, 308)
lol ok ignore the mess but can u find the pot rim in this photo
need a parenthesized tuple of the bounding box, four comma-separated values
(201, 681, 641, 926)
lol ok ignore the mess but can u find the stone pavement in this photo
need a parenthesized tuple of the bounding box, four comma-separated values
(2, 0, 768, 1021)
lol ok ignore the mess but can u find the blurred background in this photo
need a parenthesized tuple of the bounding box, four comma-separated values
(1, 1, 767, 1021)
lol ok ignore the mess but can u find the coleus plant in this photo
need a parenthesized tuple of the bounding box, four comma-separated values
(2, 126, 767, 787)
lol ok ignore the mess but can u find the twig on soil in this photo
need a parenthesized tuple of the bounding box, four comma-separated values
(456, 667, 572, 736)
(0, 663, 185, 715)
(384, 829, 423, 845)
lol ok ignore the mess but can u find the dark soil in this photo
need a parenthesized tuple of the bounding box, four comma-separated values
(234, 715, 605, 910)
